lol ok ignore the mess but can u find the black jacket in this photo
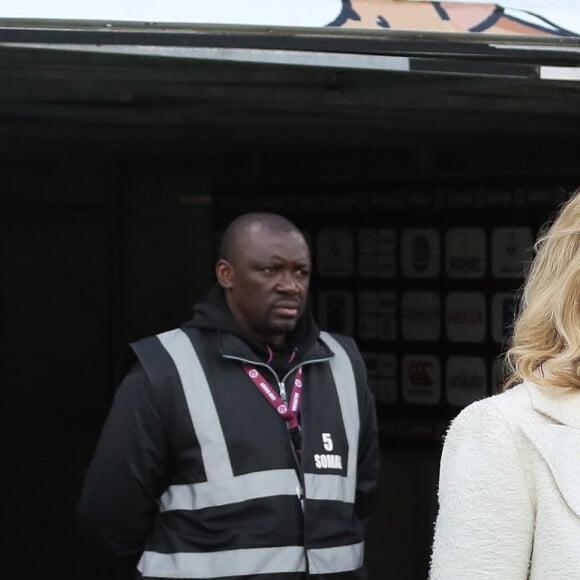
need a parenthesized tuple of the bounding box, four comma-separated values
(78, 287, 380, 579)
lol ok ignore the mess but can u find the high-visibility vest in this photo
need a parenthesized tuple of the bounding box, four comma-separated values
(132, 327, 366, 579)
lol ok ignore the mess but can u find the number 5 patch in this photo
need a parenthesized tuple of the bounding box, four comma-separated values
(322, 432, 334, 451)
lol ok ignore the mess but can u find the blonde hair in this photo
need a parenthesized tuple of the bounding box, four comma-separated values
(505, 188, 580, 390)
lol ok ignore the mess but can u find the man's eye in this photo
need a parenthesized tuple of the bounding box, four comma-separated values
(297, 269, 310, 277)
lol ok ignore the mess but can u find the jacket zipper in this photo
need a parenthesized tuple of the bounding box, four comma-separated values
(222, 353, 330, 576)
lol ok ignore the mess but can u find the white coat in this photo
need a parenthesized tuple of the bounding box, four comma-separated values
(429, 381, 580, 580)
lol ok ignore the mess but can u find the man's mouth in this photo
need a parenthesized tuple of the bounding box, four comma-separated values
(273, 303, 300, 317)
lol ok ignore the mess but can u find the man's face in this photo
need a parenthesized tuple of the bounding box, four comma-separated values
(217, 225, 311, 345)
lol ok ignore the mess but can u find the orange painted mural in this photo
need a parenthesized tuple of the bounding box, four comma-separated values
(1, 0, 579, 37)
(329, 1, 578, 36)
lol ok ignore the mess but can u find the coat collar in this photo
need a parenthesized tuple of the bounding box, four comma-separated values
(526, 381, 580, 429)
(522, 381, 580, 517)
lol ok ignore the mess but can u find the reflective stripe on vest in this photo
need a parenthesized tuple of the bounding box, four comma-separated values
(138, 546, 306, 577)
(138, 543, 364, 578)
(308, 331, 359, 505)
(139, 328, 362, 578)
(157, 329, 233, 481)
(160, 469, 301, 511)
(308, 541, 364, 574)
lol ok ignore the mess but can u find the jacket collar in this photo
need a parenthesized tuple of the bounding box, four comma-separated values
(217, 330, 334, 368)
(526, 381, 580, 429)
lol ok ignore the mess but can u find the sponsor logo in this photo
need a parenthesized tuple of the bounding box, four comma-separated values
(446, 228, 485, 278)
(491, 227, 533, 279)
(446, 292, 486, 342)
(447, 308, 484, 324)
(402, 354, 441, 405)
(446, 356, 487, 407)
(449, 256, 482, 273)
(277, 404, 287, 414)
(402, 229, 439, 278)
(408, 361, 434, 386)
(401, 291, 440, 341)
(249, 369, 259, 378)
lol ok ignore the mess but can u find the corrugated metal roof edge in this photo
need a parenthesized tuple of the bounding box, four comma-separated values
(0, 21, 578, 77)
(0, 19, 578, 54)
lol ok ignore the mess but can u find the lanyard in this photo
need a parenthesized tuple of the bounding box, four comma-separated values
(243, 364, 303, 431)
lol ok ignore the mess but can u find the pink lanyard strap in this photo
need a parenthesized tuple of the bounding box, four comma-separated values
(243, 364, 303, 430)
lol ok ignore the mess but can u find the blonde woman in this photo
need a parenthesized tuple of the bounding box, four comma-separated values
(430, 189, 580, 579)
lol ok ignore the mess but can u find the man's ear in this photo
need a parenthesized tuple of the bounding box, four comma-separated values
(215, 259, 234, 289)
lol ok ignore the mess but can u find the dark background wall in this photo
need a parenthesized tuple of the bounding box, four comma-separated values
(2, 154, 445, 580)
(1, 31, 579, 579)
(3, 149, 575, 580)
(3, 159, 210, 579)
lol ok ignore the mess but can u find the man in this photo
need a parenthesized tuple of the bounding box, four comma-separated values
(78, 212, 380, 580)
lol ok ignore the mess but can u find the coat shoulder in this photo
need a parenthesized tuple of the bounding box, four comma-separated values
(447, 382, 531, 436)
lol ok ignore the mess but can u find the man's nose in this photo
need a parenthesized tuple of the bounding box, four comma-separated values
(277, 270, 300, 293)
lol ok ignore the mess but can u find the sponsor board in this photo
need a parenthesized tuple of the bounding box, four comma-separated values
(358, 228, 396, 278)
(377, 291, 397, 341)
(316, 229, 354, 278)
(377, 352, 397, 403)
(445, 356, 487, 406)
(358, 290, 397, 340)
(491, 227, 533, 279)
(317, 291, 354, 335)
(401, 228, 440, 279)
(445, 292, 486, 342)
(445, 227, 486, 278)
(358, 291, 378, 340)
(492, 292, 517, 344)
(401, 291, 440, 342)
(401, 354, 441, 405)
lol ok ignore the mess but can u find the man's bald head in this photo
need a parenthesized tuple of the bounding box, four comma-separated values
(215, 212, 311, 345)
(219, 212, 305, 265)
